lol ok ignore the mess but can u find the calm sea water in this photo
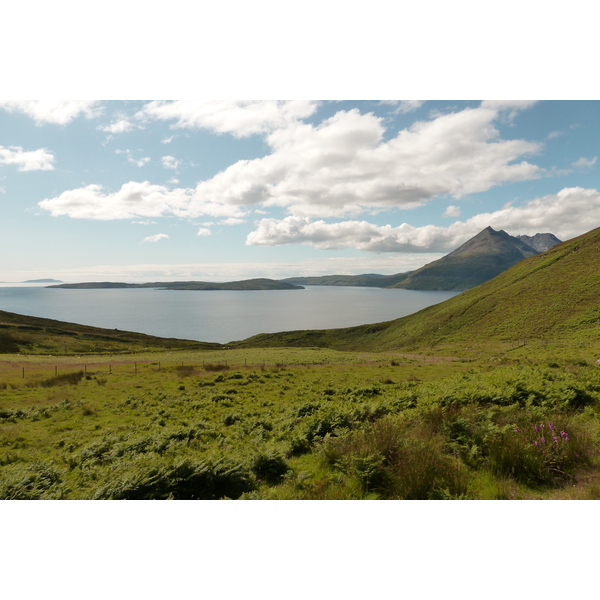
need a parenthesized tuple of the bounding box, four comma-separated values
(0, 285, 460, 344)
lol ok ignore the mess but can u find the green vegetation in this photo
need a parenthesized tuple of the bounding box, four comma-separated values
(0, 310, 221, 355)
(2, 348, 600, 499)
(1, 226, 599, 499)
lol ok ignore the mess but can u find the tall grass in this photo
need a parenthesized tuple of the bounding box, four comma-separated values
(322, 417, 469, 499)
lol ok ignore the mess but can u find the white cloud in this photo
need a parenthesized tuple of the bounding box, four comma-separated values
(139, 100, 320, 137)
(0, 145, 55, 171)
(197, 228, 211, 236)
(97, 118, 134, 134)
(572, 156, 597, 169)
(141, 233, 169, 243)
(37, 102, 544, 223)
(39, 180, 247, 220)
(188, 103, 543, 219)
(246, 187, 600, 252)
(0, 100, 101, 125)
(220, 217, 245, 225)
(443, 205, 461, 217)
(39, 182, 193, 220)
(161, 155, 180, 170)
(382, 100, 424, 113)
(115, 149, 150, 167)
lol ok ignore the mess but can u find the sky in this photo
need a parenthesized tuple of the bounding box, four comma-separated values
(1, 99, 599, 283)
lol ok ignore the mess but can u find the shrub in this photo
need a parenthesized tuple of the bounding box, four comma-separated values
(204, 363, 230, 372)
(322, 418, 468, 499)
(0, 462, 64, 499)
(93, 455, 253, 500)
(485, 419, 596, 486)
(176, 365, 197, 377)
(29, 370, 85, 388)
(250, 450, 290, 484)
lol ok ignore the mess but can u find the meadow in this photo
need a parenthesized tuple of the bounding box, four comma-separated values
(2, 342, 600, 500)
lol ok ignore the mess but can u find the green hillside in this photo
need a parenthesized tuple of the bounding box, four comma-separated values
(0, 311, 222, 354)
(233, 226, 600, 351)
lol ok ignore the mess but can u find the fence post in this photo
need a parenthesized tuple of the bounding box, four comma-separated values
(22, 367, 25, 378)
(109, 364, 112, 375)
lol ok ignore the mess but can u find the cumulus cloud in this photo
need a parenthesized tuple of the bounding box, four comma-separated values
(247, 187, 600, 252)
(197, 228, 211, 236)
(38, 102, 544, 223)
(186, 103, 543, 218)
(39, 182, 193, 220)
(161, 155, 180, 170)
(0, 100, 101, 125)
(443, 205, 461, 217)
(141, 233, 169, 243)
(0, 145, 55, 171)
(139, 100, 320, 137)
(39, 180, 247, 220)
(572, 156, 597, 169)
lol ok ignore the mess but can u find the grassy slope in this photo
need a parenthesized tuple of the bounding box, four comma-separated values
(0, 310, 222, 354)
(233, 226, 600, 351)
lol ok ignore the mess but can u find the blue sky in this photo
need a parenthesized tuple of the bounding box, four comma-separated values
(1, 99, 599, 283)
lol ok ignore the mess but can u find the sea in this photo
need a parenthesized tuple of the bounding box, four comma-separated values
(0, 285, 460, 344)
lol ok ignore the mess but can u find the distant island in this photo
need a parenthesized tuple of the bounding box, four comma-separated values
(47, 278, 304, 291)
(23, 279, 63, 284)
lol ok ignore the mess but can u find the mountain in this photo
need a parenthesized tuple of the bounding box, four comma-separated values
(516, 233, 562, 253)
(283, 228, 562, 292)
(391, 227, 541, 290)
(48, 278, 304, 291)
(232, 225, 600, 352)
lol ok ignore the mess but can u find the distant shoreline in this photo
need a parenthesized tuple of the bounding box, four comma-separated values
(47, 278, 304, 291)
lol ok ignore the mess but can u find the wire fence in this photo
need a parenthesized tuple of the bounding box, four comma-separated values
(0, 353, 466, 383)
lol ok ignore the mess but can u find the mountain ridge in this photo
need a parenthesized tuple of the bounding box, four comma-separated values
(284, 227, 563, 291)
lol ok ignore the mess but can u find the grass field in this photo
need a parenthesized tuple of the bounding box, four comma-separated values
(2, 343, 600, 499)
